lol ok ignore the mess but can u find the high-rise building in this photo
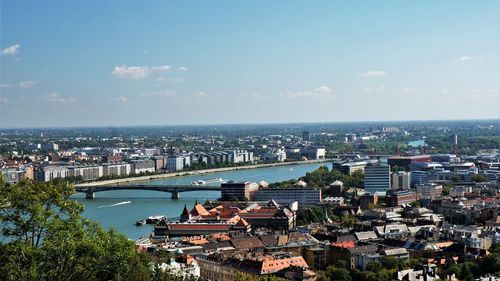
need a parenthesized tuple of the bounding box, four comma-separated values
(302, 131, 310, 141)
(391, 171, 411, 189)
(364, 163, 390, 195)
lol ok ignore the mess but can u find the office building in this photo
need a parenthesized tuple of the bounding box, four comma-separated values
(391, 171, 411, 189)
(364, 163, 390, 195)
(252, 187, 322, 207)
(221, 181, 259, 201)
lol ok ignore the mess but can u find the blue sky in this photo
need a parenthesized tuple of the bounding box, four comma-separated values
(0, 0, 499, 128)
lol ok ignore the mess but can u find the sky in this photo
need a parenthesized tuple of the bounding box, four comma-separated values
(0, 0, 499, 128)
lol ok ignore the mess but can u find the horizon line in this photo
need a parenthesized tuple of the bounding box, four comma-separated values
(1, 117, 499, 130)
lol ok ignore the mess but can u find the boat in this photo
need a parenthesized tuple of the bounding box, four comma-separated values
(135, 219, 146, 226)
(145, 215, 166, 224)
(191, 180, 207, 185)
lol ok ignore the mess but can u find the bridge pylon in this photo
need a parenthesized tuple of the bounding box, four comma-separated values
(85, 190, 95, 199)
(171, 190, 180, 200)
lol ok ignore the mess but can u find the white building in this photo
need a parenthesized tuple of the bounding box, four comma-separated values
(391, 171, 411, 189)
(67, 165, 104, 181)
(167, 155, 190, 172)
(36, 166, 69, 182)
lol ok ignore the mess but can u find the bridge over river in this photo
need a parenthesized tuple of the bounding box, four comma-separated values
(74, 184, 222, 199)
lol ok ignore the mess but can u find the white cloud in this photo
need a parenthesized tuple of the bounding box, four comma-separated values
(114, 96, 129, 103)
(192, 91, 208, 97)
(1, 44, 20, 56)
(112, 65, 171, 79)
(19, 81, 36, 88)
(0, 83, 12, 88)
(176, 66, 188, 71)
(0, 97, 9, 104)
(281, 86, 334, 98)
(458, 56, 481, 62)
(360, 70, 386, 77)
(142, 50, 149, 55)
(240, 92, 263, 98)
(141, 90, 176, 98)
(46, 92, 79, 103)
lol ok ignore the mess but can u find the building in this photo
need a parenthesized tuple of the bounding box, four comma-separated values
(151, 155, 168, 171)
(329, 180, 344, 197)
(131, 159, 156, 174)
(386, 190, 419, 207)
(36, 166, 69, 182)
(302, 131, 310, 141)
(388, 155, 432, 170)
(41, 143, 59, 151)
(221, 181, 260, 201)
(238, 207, 295, 231)
(102, 162, 131, 177)
(359, 192, 378, 209)
(416, 183, 443, 201)
(333, 160, 378, 175)
(391, 171, 411, 189)
(301, 147, 326, 160)
(0, 165, 34, 183)
(305, 248, 327, 270)
(364, 163, 390, 195)
(67, 165, 104, 181)
(252, 187, 322, 207)
(167, 155, 191, 171)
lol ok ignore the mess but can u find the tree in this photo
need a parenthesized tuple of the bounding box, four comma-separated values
(323, 265, 351, 281)
(471, 174, 488, 183)
(0, 180, 183, 281)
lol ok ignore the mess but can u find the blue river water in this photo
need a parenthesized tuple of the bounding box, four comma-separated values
(72, 162, 330, 239)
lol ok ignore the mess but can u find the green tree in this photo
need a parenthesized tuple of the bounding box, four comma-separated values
(470, 174, 488, 183)
(323, 265, 351, 281)
(0, 180, 184, 281)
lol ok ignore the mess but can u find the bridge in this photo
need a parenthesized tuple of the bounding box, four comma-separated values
(74, 184, 222, 199)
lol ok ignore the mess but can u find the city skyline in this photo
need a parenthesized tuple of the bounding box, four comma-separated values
(1, 0, 499, 128)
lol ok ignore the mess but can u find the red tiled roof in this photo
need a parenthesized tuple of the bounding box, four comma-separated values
(331, 241, 356, 248)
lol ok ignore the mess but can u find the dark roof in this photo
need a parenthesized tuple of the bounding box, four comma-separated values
(231, 236, 265, 250)
(201, 241, 233, 252)
(259, 235, 278, 247)
(335, 234, 356, 243)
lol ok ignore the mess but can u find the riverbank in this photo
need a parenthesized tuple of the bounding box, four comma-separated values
(75, 159, 332, 187)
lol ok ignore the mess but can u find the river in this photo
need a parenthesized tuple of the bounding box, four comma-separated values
(72, 162, 330, 239)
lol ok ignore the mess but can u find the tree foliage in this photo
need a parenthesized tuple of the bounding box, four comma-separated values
(0, 180, 194, 281)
